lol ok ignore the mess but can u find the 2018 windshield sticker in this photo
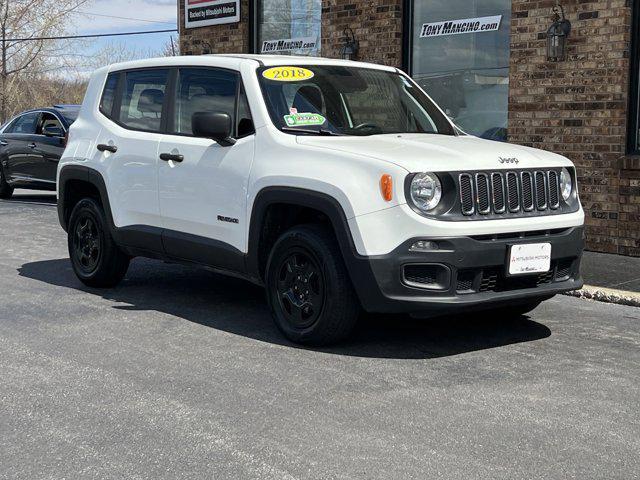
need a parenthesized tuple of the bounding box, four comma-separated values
(284, 113, 326, 127)
(262, 66, 315, 82)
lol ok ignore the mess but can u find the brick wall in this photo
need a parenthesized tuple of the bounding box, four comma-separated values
(178, 0, 404, 65)
(179, 0, 250, 55)
(321, 0, 403, 67)
(620, 157, 640, 256)
(508, 0, 639, 256)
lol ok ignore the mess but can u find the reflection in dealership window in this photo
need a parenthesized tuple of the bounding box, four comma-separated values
(258, 0, 321, 56)
(411, 0, 511, 141)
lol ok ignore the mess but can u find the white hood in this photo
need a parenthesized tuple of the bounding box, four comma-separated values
(296, 133, 573, 172)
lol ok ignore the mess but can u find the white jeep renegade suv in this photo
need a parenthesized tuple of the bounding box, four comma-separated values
(57, 54, 584, 345)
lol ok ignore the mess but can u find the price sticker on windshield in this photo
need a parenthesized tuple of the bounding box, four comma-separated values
(284, 113, 326, 127)
(262, 66, 315, 82)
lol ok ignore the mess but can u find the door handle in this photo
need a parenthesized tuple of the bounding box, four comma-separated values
(159, 153, 184, 163)
(27, 142, 36, 149)
(0, 140, 7, 146)
(97, 143, 117, 153)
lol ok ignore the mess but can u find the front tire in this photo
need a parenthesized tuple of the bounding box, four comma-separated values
(0, 164, 14, 199)
(266, 224, 360, 346)
(68, 198, 129, 288)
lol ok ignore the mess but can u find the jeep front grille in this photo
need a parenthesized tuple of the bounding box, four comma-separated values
(459, 169, 562, 218)
(459, 174, 474, 215)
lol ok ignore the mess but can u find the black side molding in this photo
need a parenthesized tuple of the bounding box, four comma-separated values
(58, 165, 164, 252)
(57, 164, 246, 276)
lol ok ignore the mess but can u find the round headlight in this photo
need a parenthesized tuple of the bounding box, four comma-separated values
(560, 167, 572, 201)
(410, 173, 442, 212)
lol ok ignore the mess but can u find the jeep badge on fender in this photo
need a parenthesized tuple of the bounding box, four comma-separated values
(56, 54, 584, 346)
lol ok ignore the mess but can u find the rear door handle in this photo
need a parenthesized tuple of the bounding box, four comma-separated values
(97, 143, 117, 153)
(27, 142, 36, 149)
(0, 140, 7, 146)
(159, 153, 184, 163)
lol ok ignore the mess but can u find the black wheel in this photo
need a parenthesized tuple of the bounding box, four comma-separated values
(266, 224, 360, 345)
(68, 198, 129, 288)
(0, 164, 14, 199)
(492, 299, 546, 318)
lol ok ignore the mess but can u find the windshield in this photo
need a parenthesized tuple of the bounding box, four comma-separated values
(257, 65, 456, 136)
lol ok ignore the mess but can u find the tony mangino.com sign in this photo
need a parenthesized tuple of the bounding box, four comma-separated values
(261, 37, 318, 54)
(184, 0, 240, 29)
(420, 15, 502, 38)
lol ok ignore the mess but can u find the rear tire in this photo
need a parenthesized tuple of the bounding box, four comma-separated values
(68, 198, 129, 288)
(266, 224, 360, 346)
(0, 164, 14, 199)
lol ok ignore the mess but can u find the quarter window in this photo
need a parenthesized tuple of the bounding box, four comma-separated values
(118, 69, 169, 132)
(100, 73, 119, 118)
(237, 85, 254, 138)
(5, 112, 39, 134)
(173, 68, 238, 135)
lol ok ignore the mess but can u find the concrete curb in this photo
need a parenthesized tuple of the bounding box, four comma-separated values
(564, 285, 640, 308)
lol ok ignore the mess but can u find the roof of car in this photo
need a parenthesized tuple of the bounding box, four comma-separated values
(17, 105, 80, 114)
(104, 54, 398, 74)
(0, 105, 81, 130)
(52, 104, 81, 111)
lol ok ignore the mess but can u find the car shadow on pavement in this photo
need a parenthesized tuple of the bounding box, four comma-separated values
(18, 258, 551, 359)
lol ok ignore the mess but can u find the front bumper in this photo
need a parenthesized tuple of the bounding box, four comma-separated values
(345, 226, 584, 314)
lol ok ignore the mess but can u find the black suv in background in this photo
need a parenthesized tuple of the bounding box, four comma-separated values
(0, 104, 80, 199)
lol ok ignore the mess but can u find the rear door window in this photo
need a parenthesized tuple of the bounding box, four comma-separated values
(118, 69, 169, 132)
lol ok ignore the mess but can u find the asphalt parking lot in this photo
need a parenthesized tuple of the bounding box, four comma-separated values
(1, 192, 639, 480)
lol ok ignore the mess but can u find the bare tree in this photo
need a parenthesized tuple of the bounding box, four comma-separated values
(0, 0, 88, 122)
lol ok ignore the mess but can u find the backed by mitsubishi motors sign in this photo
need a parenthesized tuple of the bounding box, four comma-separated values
(184, 0, 240, 29)
(420, 15, 502, 38)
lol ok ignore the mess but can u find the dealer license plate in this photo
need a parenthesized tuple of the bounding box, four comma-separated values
(508, 243, 552, 275)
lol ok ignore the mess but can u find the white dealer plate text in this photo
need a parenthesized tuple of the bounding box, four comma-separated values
(508, 243, 552, 276)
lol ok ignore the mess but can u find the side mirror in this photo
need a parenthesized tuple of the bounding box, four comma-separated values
(192, 112, 236, 147)
(43, 125, 64, 137)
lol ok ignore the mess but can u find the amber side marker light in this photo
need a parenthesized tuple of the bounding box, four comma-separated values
(380, 174, 393, 202)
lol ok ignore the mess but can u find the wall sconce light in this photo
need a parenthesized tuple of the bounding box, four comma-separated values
(547, 3, 571, 61)
(340, 28, 359, 61)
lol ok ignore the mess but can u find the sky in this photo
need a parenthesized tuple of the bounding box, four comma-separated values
(65, 0, 179, 76)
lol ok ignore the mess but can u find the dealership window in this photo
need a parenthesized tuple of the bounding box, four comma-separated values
(408, 0, 512, 141)
(628, 0, 640, 154)
(254, 0, 321, 56)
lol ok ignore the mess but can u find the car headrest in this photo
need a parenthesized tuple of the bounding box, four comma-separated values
(137, 88, 164, 114)
(292, 86, 324, 113)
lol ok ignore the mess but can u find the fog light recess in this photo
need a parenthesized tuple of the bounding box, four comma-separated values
(409, 240, 439, 252)
(402, 264, 450, 290)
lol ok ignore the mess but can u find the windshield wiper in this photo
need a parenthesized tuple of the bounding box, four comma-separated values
(281, 127, 343, 136)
